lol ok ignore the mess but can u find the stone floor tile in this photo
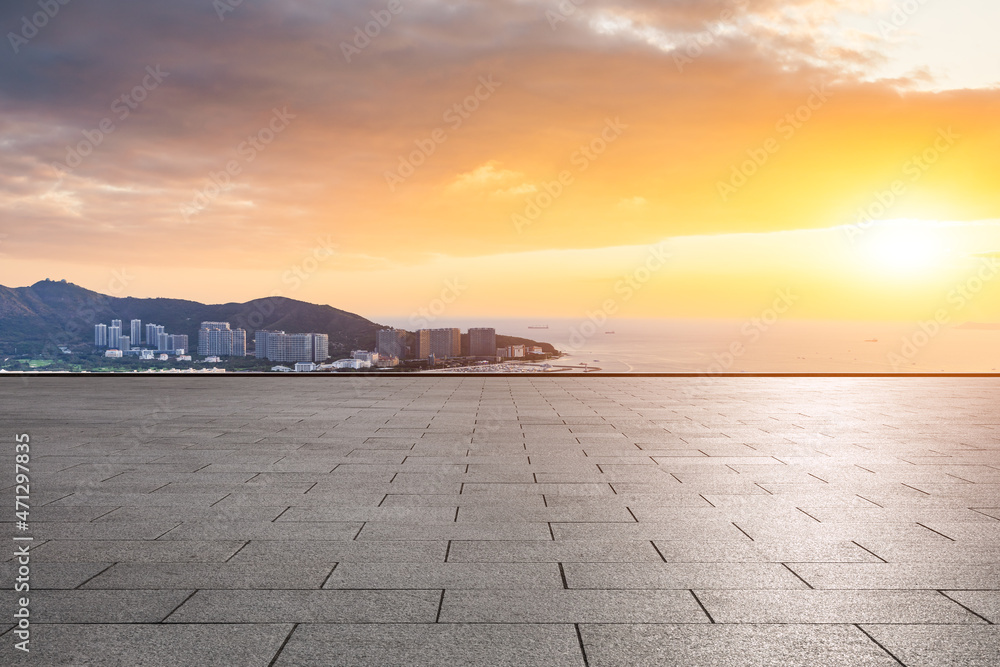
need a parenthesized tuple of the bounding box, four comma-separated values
(562, 562, 809, 589)
(860, 625, 1000, 667)
(446, 539, 664, 562)
(11, 589, 192, 623)
(438, 589, 709, 623)
(273, 623, 585, 667)
(166, 589, 440, 623)
(3, 623, 293, 667)
(322, 562, 563, 589)
(696, 589, 987, 624)
(580, 624, 901, 666)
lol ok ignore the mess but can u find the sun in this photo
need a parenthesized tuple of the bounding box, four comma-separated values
(859, 222, 951, 275)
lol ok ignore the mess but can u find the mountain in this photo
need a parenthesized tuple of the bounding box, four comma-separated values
(0, 280, 558, 358)
(493, 334, 556, 354)
(0, 279, 382, 356)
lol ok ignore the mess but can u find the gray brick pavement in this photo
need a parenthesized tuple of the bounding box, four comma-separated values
(2, 376, 999, 665)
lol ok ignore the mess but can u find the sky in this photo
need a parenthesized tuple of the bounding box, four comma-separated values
(1, 0, 999, 323)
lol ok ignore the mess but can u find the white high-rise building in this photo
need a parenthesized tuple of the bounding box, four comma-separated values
(232, 329, 247, 357)
(255, 331, 328, 362)
(108, 325, 122, 349)
(94, 323, 108, 347)
(313, 334, 328, 362)
(427, 328, 460, 358)
(414, 329, 431, 359)
(469, 328, 496, 357)
(255, 331, 280, 360)
(130, 319, 142, 345)
(166, 334, 189, 354)
(376, 329, 406, 359)
(198, 322, 246, 357)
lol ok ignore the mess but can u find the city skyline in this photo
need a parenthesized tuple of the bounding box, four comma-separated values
(94, 317, 188, 355)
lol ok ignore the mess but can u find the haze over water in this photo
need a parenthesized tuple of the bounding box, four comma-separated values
(374, 317, 1000, 373)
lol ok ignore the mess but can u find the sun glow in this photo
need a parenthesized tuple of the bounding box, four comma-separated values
(860, 223, 951, 275)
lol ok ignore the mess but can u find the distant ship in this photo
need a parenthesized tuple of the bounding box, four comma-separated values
(528, 325, 549, 329)
(605, 331, 615, 334)
(864, 339, 878, 343)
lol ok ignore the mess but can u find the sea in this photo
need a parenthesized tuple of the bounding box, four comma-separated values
(373, 317, 1000, 373)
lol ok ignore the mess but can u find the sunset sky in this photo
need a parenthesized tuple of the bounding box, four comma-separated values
(1, 0, 999, 322)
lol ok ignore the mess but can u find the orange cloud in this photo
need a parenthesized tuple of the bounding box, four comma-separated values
(0, 0, 998, 322)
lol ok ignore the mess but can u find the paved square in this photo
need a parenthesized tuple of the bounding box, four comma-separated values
(2, 376, 999, 665)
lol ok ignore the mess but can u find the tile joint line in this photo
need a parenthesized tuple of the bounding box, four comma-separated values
(266, 623, 299, 667)
(938, 590, 994, 624)
(854, 624, 906, 666)
(689, 590, 715, 624)
(781, 562, 814, 589)
(574, 623, 591, 667)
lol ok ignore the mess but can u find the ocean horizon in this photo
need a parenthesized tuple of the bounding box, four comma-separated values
(369, 317, 1000, 373)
